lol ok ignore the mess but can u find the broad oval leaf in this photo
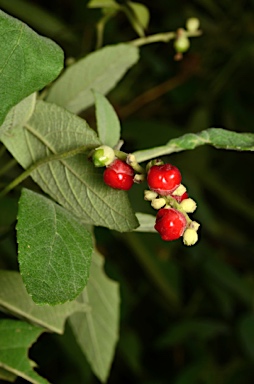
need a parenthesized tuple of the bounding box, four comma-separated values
(133, 128, 254, 162)
(46, 43, 139, 114)
(1, 100, 138, 232)
(135, 212, 156, 232)
(17, 188, 93, 305)
(94, 90, 121, 147)
(69, 250, 120, 383)
(0, 9, 64, 125)
(0, 93, 36, 138)
(0, 319, 47, 384)
(0, 270, 89, 333)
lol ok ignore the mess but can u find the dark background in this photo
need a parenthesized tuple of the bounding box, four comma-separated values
(1, 0, 254, 383)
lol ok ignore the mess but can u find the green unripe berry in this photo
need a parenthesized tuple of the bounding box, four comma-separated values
(186, 17, 200, 32)
(174, 35, 190, 53)
(92, 145, 115, 167)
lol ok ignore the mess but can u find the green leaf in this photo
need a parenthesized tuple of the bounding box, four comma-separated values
(0, 319, 48, 384)
(123, 2, 150, 37)
(133, 128, 254, 162)
(158, 318, 228, 348)
(17, 188, 93, 305)
(135, 212, 156, 232)
(0, 367, 16, 382)
(0, 9, 63, 125)
(94, 90, 121, 147)
(0, 270, 89, 333)
(203, 255, 252, 306)
(1, 100, 138, 232)
(0, 0, 77, 44)
(87, 0, 120, 8)
(0, 93, 36, 138)
(69, 250, 120, 383)
(238, 314, 254, 360)
(46, 44, 139, 114)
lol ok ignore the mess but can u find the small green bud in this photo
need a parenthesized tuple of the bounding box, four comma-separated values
(180, 198, 197, 213)
(186, 17, 200, 32)
(183, 228, 198, 246)
(151, 198, 166, 210)
(144, 190, 158, 201)
(174, 35, 190, 53)
(92, 145, 115, 167)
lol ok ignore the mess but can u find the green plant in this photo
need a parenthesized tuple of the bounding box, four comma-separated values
(1, 2, 254, 383)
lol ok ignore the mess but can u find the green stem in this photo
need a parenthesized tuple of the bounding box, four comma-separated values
(0, 159, 17, 177)
(130, 29, 202, 47)
(0, 145, 94, 199)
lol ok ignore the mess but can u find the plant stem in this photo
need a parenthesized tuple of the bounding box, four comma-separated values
(0, 145, 94, 199)
(0, 159, 17, 177)
(130, 29, 202, 47)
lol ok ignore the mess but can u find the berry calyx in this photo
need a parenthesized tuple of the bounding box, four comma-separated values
(172, 191, 188, 203)
(103, 159, 134, 190)
(155, 208, 187, 241)
(147, 164, 182, 196)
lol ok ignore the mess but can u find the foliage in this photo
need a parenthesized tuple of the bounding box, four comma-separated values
(0, 1, 254, 383)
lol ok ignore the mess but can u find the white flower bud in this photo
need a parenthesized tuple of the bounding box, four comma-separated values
(180, 198, 197, 213)
(191, 221, 200, 231)
(144, 190, 158, 201)
(151, 198, 166, 210)
(183, 228, 198, 246)
(172, 184, 187, 196)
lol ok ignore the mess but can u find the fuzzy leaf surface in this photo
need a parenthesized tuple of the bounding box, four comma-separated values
(135, 212, 156, 232)
(133, 128, 254, 162)
(0, 9, 63, 125)
(0, 270, 88, 333)
(69, 250, 120, 383)
(1, 101, 138, 232)
(46, 44, 139, 114)
(0, 93, 36, 138)
(0, 319, 48, 384)
(94, 91, 121, 147)
(17, 188, 93, 305)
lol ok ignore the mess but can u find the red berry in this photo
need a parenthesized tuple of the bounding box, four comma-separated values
(172, 191, 188, 203)
(103, 159, 134, 190)
(155, 208, 187, 241)
(147, 164, 181, 196)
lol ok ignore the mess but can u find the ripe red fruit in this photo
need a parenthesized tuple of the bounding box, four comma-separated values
(147, 164, 181, 196)
(155, 208, 187, 241)
(103, 159, 134, 190)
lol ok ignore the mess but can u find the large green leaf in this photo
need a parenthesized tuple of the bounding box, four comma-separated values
(0, 9, 63, 126)
(0, 270, 88, 333)
(0, 319, 48, 384)
(0, 93, 36, 138)
(238, 314, 254, 360)
(133, 128, 254, 162)
(69, 250, 120, 383)
(94, 90, 121, 147)
(46, 44, 139, 114)
(17, 188, 93, 305)
(135, 212, 156, 232)
(0, 367, 16, 382)
(1, 100, 138, 232)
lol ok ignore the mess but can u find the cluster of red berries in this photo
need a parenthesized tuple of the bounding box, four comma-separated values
(92, 146, 199, 246)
